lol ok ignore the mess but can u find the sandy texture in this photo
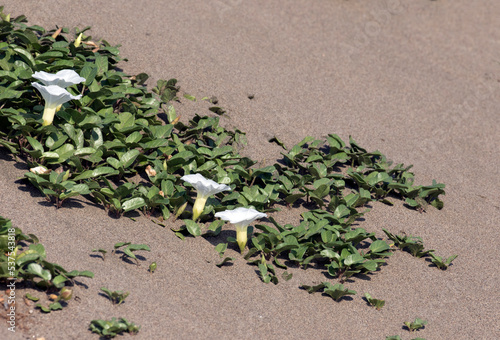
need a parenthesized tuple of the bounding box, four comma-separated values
(1, 0, 499, 339)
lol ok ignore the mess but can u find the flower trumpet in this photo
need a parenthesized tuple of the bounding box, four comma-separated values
(33, 69, 86, 112)
(214, 207, 267, 254)
(32, 70, 86, 88)
(181, 173, 231, 221)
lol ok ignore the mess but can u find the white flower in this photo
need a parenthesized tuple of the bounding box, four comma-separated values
(32, 70, 85, 88)
(215, 207, 267, 254)
(32, 83, 82, 126)
(181, 173, 231, 221)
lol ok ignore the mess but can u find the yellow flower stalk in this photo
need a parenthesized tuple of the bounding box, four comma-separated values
(215, 207, 267, 254)
(192, 193, 208, 221)
(181, 173, 231, 221)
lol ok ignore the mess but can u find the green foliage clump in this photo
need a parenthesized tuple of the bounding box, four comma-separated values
(100, 287, 130, 305)
(89, 317, 140, 338)
(0, 215, 93, 288)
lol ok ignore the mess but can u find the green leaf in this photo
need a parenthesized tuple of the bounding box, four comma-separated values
(334, 204, 350, 219)
(73, 167, 119, 180)
(122, 197, 146, 212)
(301, 283, 326, 294)
(184, 220, 201, 237)
(13, 47, 36, 68)
(36, 303, 51, 313)
(27, 263, 51, 281)
(80, 65, 98, 85)
(49, 302, 63, 311)
(323, 283, 357, 301)
(149, 124, 173, 139)
(120, 149, 140, 168)
(344, 253, 364, 266)
(207, 220, 224, 236)
(52, 275, 68, 288)
(216, 257, 234, 267)
(369, 240, 391, 254)
(282, 271, 293, 281)
(95, 53, 108, 76)
(15, 253, 40, 267)
(114, 242, 131, 249)
(123, 244, 150, 260)
(54, 143, 75, 163)
(364, 292, 385, 310)
(114, 112, 135, 131)
(25, 293, 39, 302)
(105, 157, 121, 170)
(269, 136, 287, 150)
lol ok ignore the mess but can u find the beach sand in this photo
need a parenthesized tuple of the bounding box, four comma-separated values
(1, 1, 499, 339)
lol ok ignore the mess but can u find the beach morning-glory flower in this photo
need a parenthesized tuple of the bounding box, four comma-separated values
(214, 207, 267, 254)
(181, 173, 231, 221)
(32, 70, 86, 88)
(31, 83, 82, 126)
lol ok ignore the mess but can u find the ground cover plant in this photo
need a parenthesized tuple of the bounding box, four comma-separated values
(0, 215, 93, 315)
(0, 9, 455, 337)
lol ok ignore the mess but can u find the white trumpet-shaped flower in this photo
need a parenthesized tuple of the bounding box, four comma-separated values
(181, 173, 231, 221)
(31, 83, 82, 126)
(214, 207, 267, 254)
(32, 70, 86, 88)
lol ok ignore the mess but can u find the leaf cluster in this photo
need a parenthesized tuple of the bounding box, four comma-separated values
(301, 282, 357, 301)
(89, 317, 140, 338)
(276, 134, 445, 211)
(243, 213, 391, 284)
(404, 318, 428, 332)
(0, 16, 445, 223)
(113, 242, 150, 264)
(0, 13, 452, 312)
(383, 229, 457, 270)
(0, 215, 93, 289)
(100, 287, 130, 305)
(364, 292, 385, 310)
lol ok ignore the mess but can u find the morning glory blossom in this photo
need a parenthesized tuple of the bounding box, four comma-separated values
(32, 70, 86, 88)
(181, 173, 231, 221)
(214, 207, 267, 254)
(31, 83, 82, 126)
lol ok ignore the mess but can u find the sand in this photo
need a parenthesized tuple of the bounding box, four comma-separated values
(1, 0, 499, 339)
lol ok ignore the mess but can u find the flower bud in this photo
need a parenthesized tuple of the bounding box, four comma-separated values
(149, 262, 157, 273)
(175, 201, 188, 219)
(74, 33, 83, 47)
(59, 287, 73, 301)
